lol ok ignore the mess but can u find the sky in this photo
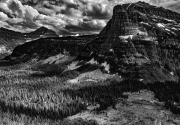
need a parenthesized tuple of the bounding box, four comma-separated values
(0, 0, 179, 36)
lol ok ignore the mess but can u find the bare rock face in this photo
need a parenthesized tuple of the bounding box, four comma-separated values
(79, 1, 180, 83)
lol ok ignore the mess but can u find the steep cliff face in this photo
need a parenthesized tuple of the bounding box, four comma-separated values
(79, 1, 180, 82)
(0, 27, 58, 58)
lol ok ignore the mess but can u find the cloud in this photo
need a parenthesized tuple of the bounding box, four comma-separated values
(84, 2, 112, 19)
(65, 19, 107, 33)
(7, 0, 39, 21)
(24, 5, 39, 21)
(0, 0, 67, 33)
(62, 0, 76, 5)
(8, 0, 25, 18)
(0, 0, 180, 36)
(0, 12, 9, 21)
(66, 8, 83, 18)
(159, 1, 180, 13)
(0, 0, 111, 35)
(0, 2, 13, 16)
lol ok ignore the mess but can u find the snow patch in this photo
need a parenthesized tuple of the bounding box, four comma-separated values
(87, 58, 98, 65)
(139, 79, 143, 81)
(140, 22, 151, 26)
(67, 61, 81, 70)
(75, 34, 80, 36)
(171, 27, 178, 30)
(90, 52, 93, 55)
(0, 46, 11, 54)
(109, 49, 114, 53)
(157, 23, 165, 28)
(101, 62, 110, 73)
(85, 79, 98, 82)
(165, 28, 177, 35)
(119, 35, 133, 40)
(164, 18, 176, 23)
(154, 41, 159, 45)
(170, 72, 174, 76)
(25, 38, 39, 42)
(165, 28, 171, 32)
(68, 79, 79, 84)
(43, 54, 65, 64)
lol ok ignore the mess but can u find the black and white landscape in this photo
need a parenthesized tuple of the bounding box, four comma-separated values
(1, 0, 180, 124)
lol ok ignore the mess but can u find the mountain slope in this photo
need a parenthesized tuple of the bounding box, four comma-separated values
(0, 27, 58, 58)
(78, 1, 180, 83)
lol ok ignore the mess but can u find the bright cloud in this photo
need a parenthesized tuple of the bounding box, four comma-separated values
(24, 5, 39, 21)
(0, 12, 9, 21)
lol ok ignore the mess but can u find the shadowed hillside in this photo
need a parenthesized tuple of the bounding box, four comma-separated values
(0, 27, 58, 59)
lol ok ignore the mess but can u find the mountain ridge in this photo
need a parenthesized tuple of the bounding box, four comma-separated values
(0, 26, 58, 58)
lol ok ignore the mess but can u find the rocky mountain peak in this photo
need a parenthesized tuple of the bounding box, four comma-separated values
(79, 2, 180, 83)
(100, 2, 180, 36)
(34, 26, 50, 32)
(32, 27, 59, 37)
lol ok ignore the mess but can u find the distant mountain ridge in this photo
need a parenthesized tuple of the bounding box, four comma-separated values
(0, 26, 58, 58)
(4, 35, 96, 63)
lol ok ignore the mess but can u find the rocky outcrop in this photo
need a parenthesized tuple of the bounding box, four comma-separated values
(79, 1, 180, 83)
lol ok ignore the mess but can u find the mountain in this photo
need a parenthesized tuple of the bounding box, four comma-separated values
(4, 1, 180, 83)
(0, 27, 58, 58)
(28, 27, 59, 38)
(78, 1, 180, 83)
